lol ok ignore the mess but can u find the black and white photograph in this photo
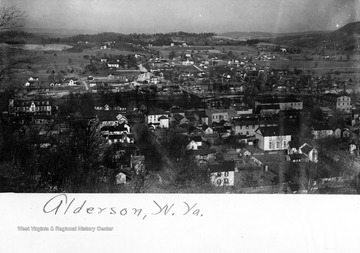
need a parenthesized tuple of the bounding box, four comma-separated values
(1, 0, 360, 252)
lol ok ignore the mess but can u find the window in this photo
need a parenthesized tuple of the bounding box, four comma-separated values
(283, 140, 287, 147)
(276, 141, 280, 149)
(269, 141, 272, 149)
(224, 178, 229, 184)
(217, 172, 222, 177)
(216, 179, 222, 186)
(224, 172, 229, 177)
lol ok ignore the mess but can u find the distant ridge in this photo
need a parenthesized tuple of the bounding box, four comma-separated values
(21, 28, 98, 38)
(218, 30, 329, 40)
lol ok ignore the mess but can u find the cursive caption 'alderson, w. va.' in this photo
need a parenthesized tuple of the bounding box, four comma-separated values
(42, 193, 205, 220)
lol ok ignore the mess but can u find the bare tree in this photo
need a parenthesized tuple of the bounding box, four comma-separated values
(0, 5, 25, 32)
(0, 5, 32, 91)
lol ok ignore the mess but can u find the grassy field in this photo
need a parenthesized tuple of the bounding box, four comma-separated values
(12, 45, 148, 84)
(156, 44, 258, 58)
(9, 43, 73, 51)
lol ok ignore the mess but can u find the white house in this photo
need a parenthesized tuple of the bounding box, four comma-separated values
(209, 161, 235, 187)
(159, 115, 169, 129)
(255, 126, 292, 151)
(299, 143, 318, 163)
(147, 109, 169, 129)
(205, 108, 229, 124)
(107, 62, 120, 68)
(337, 96, 351, 113)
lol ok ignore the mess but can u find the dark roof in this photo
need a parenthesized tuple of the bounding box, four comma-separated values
(101, 123, 128, 132)
(288, 153, 307, 160)
(148, 108, 167, 115)
(255, 97, 301, 104)
(173, 114, 185, 121)
(187, 149, 216, 156)
(96, 111, 124, 121)
(158, 115, 169, 120)
(209, 161, 235, 173)
(108, 134, 126, 140)
(258, 104, 281, 110)
(170, 108, 185, 114)
(300, 144, 313, 155)
(216, 128, 229, 134)
(192, 136, 202, 142)
(312, 124, 333, 131)
(257, 126, 293, 136)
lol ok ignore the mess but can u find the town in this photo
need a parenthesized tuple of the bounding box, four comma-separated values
(1, 6, 360, 194)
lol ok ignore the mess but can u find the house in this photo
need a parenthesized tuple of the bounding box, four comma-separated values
(187, 148, 216, 164)
(172, 113, 187, 125)
(147, 108, 169, 129)
(232, 118, 277, 137)
(169, 107, 186, 117)
(229, 105, 253, 116)
(107, 62, 120, 68)
(254, 97, 303, 111)
(186, 136, 203, 150)
(96, 111, 129, 128)
(194, 111, 209, 125)
(137, 72, 153, 83)
(348, 139, 360, 155)
(256, 104, 281, 116)
(319, 94, 351, 113)
(159, 115, 170, 129)
(107, 133, 132, 144)
(64, 78, 78, 86)
(186, 137, 203, 150)
(255, 126, 292, 151)
(33, 115, 54, 125)
(334, 128, 342, 138)
(205, 108, 229, 124)
(287, 153, 308, 163)
(299, 143, 318, 163)
(28, 77, 39, 81)
(100, 122, 130, 136)
(209, 161, 235, 186)
(9, 99, 53, 116)
(202, 125, 215, 135)
(312, 124, 334, 139)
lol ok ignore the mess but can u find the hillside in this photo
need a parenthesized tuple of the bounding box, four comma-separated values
(261, 21, 360, 51)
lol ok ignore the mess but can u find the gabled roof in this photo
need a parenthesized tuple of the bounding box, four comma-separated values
(159, 115, 169, 120)
(300, 143, 313, 155)
(202, 124, 211, 131)
(173, 114, 185, 121)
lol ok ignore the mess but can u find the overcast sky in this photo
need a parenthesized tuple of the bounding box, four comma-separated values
(4, 0, 360, 34)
